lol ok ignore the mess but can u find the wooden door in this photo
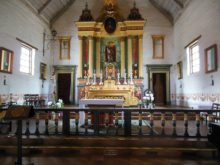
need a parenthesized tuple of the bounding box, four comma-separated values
(152, 73, 166, 106)
(57, 73, 71, 104)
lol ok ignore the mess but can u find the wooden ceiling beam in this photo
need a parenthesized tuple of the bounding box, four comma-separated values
(50, 0, 76, 27)
(173, 0, 183, 9)
(19, 0, 49, 26)
(38, 0, 52, 14)
(149, 0, 174, 25)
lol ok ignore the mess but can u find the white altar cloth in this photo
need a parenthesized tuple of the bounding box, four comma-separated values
(79, 99, 124, 107)
(78, 99, 124, 125)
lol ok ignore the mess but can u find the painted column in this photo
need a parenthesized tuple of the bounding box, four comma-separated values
(128, 36, 132, 77)
(138, 35, 143, 77)
(120, 37, 125, 76)
(88, 36, 93, 77)
(96, 37, 101, 77)
(78, 36, 83, 77)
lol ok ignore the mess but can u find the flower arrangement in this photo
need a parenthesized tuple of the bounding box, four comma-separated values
(48, 99, 64, 108)
(142, 90, 154, 108)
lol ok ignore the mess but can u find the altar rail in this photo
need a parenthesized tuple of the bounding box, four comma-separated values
(1, 107, 220, 137)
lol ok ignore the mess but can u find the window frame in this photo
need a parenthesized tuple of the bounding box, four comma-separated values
(20, 43, 35, 75)
(187, 40, 200, 75)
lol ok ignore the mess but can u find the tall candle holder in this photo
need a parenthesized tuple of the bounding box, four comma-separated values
(99, 70, 103, 85)
(130, 73, 134, 85)
(92, 72, 96, 85)
(86, 74, 90, 85)
(117, 72, 121, 85)
(123, 72, 127, 85)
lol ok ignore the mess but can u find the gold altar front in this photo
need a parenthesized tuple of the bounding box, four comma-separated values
(84, 80, 139, 107)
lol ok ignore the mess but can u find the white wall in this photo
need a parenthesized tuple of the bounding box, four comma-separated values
(173, 0, 220, 107)
(0, 0, 51, 103)
(52, 0, 174, 93)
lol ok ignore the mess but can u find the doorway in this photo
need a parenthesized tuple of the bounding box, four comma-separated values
(146, 64, 172, 106)
(57, 73, 71, 104)
(153, 73, 166, 106)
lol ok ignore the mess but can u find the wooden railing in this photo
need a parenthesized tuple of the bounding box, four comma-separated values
(1, 107, 220, 138)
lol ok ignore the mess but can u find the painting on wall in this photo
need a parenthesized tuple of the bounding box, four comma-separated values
(0, 47, 13, 74)
(59, 37, 71, 60)
(205, 44, 217, 73)
(177, 61, 183, 79)
(152, 35, 165, 59)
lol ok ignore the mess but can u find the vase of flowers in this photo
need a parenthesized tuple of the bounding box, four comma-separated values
(47, 99, 64, 108)
(142, 90, 154, 109)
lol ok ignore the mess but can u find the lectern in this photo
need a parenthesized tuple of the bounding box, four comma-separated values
(4, 105, 35, 165)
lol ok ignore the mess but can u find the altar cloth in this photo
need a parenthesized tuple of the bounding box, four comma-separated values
(79, 99, 124, 107)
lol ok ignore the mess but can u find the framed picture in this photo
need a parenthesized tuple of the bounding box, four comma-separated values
(177, 61, 183, 79)
(0, 47, 13, 74)
(40, 63, 47, 80)
(152, 35, 165, 59)
(205, 44, 217, 73)
(59, 37, 70, 60)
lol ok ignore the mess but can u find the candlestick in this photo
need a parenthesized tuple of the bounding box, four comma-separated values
(86, 74, 90, 85)
(99, 70, 103, 85)
(117, 72, 121, 85)
(92, 72, 96, 85)
(123, 72, 127, 85)
(130, 72, 134, 85)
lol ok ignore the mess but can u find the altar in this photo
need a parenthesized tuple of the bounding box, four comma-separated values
(83, 79, 139, 107)
(76, 0, 145, 106)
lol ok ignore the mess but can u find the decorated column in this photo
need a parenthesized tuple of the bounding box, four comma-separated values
(138, 35, 143, 77)
(120, 37, 125, 76)
(128, 36, 132, 77)
(78, 36, 83, 77)
(88, 36, 93, 77)
(96, 37, 101, 77)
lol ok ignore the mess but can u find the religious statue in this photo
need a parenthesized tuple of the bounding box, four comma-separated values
(105, 45, 115, 63)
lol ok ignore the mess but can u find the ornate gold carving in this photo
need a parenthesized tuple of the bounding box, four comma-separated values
(84, 80, 139, 106)
(104, 0, 116, 6)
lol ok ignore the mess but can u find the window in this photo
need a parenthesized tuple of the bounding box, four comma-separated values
(187, 41, 200, 75)
(20, 44, 35, 75)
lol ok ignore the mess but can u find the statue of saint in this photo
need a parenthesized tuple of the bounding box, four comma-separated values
(105, 45, 115, 63)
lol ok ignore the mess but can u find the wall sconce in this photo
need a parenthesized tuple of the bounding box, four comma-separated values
(3, 75, 7, 85)
(43, 29, 58, 56)
(210, 75, 214, 86)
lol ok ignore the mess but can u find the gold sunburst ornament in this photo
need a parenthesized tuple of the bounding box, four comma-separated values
(104, 0, 116, 6)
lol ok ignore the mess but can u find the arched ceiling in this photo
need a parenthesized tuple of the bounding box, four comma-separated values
(20, 0, 191, 27)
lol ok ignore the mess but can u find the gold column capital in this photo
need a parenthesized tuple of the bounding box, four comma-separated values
(120, 37, 125, 42)
(96, 37, 101, 42)
(88, 36, 93, 40)
(78, 36, 83, 40)
(138, 35, 143, 39)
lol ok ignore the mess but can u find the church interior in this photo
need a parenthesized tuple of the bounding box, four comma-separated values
(0, 0, 220, 164)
